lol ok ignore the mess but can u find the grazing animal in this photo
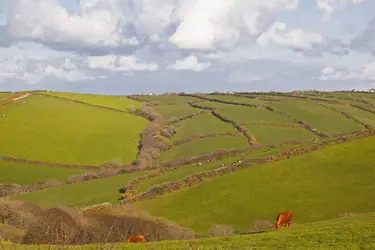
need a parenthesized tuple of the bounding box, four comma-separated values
(275, 211, 293, 231)
(128, 235, 145, 243)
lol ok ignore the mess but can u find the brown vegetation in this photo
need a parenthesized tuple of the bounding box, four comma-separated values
(0, 200, 195, 245)
(208, 224, 236, 237)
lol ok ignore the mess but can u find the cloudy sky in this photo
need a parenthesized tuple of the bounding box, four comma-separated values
(0, 0, 375, 94)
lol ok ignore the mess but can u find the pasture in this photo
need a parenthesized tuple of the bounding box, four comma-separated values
(0, 95, 148, 165)
(172, 114, 237, 140)
(135, 136, 375, 233)
(153, 104, 202, 120)
(156, 135, 249, 163)
(326, 103, 375, 127)
(133, 95, 202, 104)
(45, 91, 142, 110)
(269, 100, 363, 134)
(200, 94, 268, 104)
(0, 160, 86, 185)
(247, 125, 316, 144)
(14, 171, 147, 208)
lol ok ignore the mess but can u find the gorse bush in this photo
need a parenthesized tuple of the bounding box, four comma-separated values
(208, 224, 236, 237)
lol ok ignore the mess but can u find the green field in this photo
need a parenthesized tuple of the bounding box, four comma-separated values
(134, 95, 202, 104)
(248, 125, 316, 144)
(153, 104, 201, 120)
(14, 171, 147, 208)
(135, 136, 375, 233)
(326, 103, 375, 127)
(173, 114, 237, 140)
(269, 100, 363, 134)
(0, 160, 86, 185)
(0, 95, 148, 165)
(110, 212, 375, 249)
(156, 135, 249, 163)
(45, 91, 142, 110)
(201, 94, 268, 104)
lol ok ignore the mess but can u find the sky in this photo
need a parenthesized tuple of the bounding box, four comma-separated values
(0, 0, 375, 95)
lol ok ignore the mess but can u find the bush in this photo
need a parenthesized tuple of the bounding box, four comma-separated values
(248, 220, 274, 233)
(208, 224, 236, 237)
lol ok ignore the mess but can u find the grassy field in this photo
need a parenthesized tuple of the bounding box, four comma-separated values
(14, 171, 147, 208)
(172, 114, 237, 140)
(248, 125, 316, 144)
(135, 136, 375, 233)
(153, 104, 202, 120)
(0, 95, 148, 165)
(326, 103, 375, 127)
(0, 160, 86, 185)
(200, 94, 268, 104)
(45, 91, 142, 110)
(16, 212, 375, 249)
(269, 100, 363, 134)
(134, 95, 202, 104)
(156, 135, 249, 163)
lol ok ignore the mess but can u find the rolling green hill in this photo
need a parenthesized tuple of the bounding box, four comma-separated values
(135, 135, 375, 233)
(0, 94, 148, 165)
(1, 90, 375, 248)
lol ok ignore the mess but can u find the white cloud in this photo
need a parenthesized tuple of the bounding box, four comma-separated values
(167, 55, 211, 71)
(319, 61, 375, 81)
(87, 55, 159, 72)
(8, 0, 138, 46)
(256, 22, 323, 50)
(169, 0, 299, 50)
(316, 0, 368, 19)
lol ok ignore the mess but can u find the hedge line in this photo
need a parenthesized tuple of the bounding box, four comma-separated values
(0, 155, 102, 170)
(167, 111, 209, 125)
(211, 110, 257, 145)
(188, 102, 216, 110)
(350, 104, 375, 115)
(124, 129, 375, 203)
(173, 132, 242, 147)
(182, 94, 261, 108)
(155, 138, 315, 169)
(252, 122, 305, 128)
(319, 104, 373, 130)
(277, 111, 329, 137)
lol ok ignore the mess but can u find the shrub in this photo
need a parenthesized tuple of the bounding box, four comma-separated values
(248, 220, 274, 233)
(208, 224, 236, 237)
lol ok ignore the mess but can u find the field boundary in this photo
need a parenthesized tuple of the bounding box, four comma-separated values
(40, 93, 148, 120)
(124, 129, 375, 203)
(319, 103, 374, 129)
(167, 111, 209, 125)
(182, 94, 261, 108)
(173, 132, 243, 147)
(252, 122, 305, 128)
(0, 155, 103, 170)
(211, 110, 257, 145)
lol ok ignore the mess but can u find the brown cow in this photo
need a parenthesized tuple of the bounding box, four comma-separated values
(275, 211, 293, 231)
(128, 235, 145, 243)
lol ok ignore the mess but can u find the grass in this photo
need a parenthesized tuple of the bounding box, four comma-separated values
(134, 95, 202, 104)
(45, 91, 142, 110)
(137, 164, 221, 193)
(135, 136, 375, 233)
(19, 212, 375, 249)
(0, 160, 86, 185)
(14, 171, 147, 208)
(326, 103, 375, 127)
(156, 136, 249, 163)
(248, 125, 316, 144)
(153, 104, 201, 120)
(173, 114, 237, 140)
(269, 100, 364, 134)
(0, 95, 148, 165)
(201, 94, 268, 104)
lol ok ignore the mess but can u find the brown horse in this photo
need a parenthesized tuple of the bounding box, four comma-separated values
(275, 211, 293, 231)
(128, 235, 145, 243)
